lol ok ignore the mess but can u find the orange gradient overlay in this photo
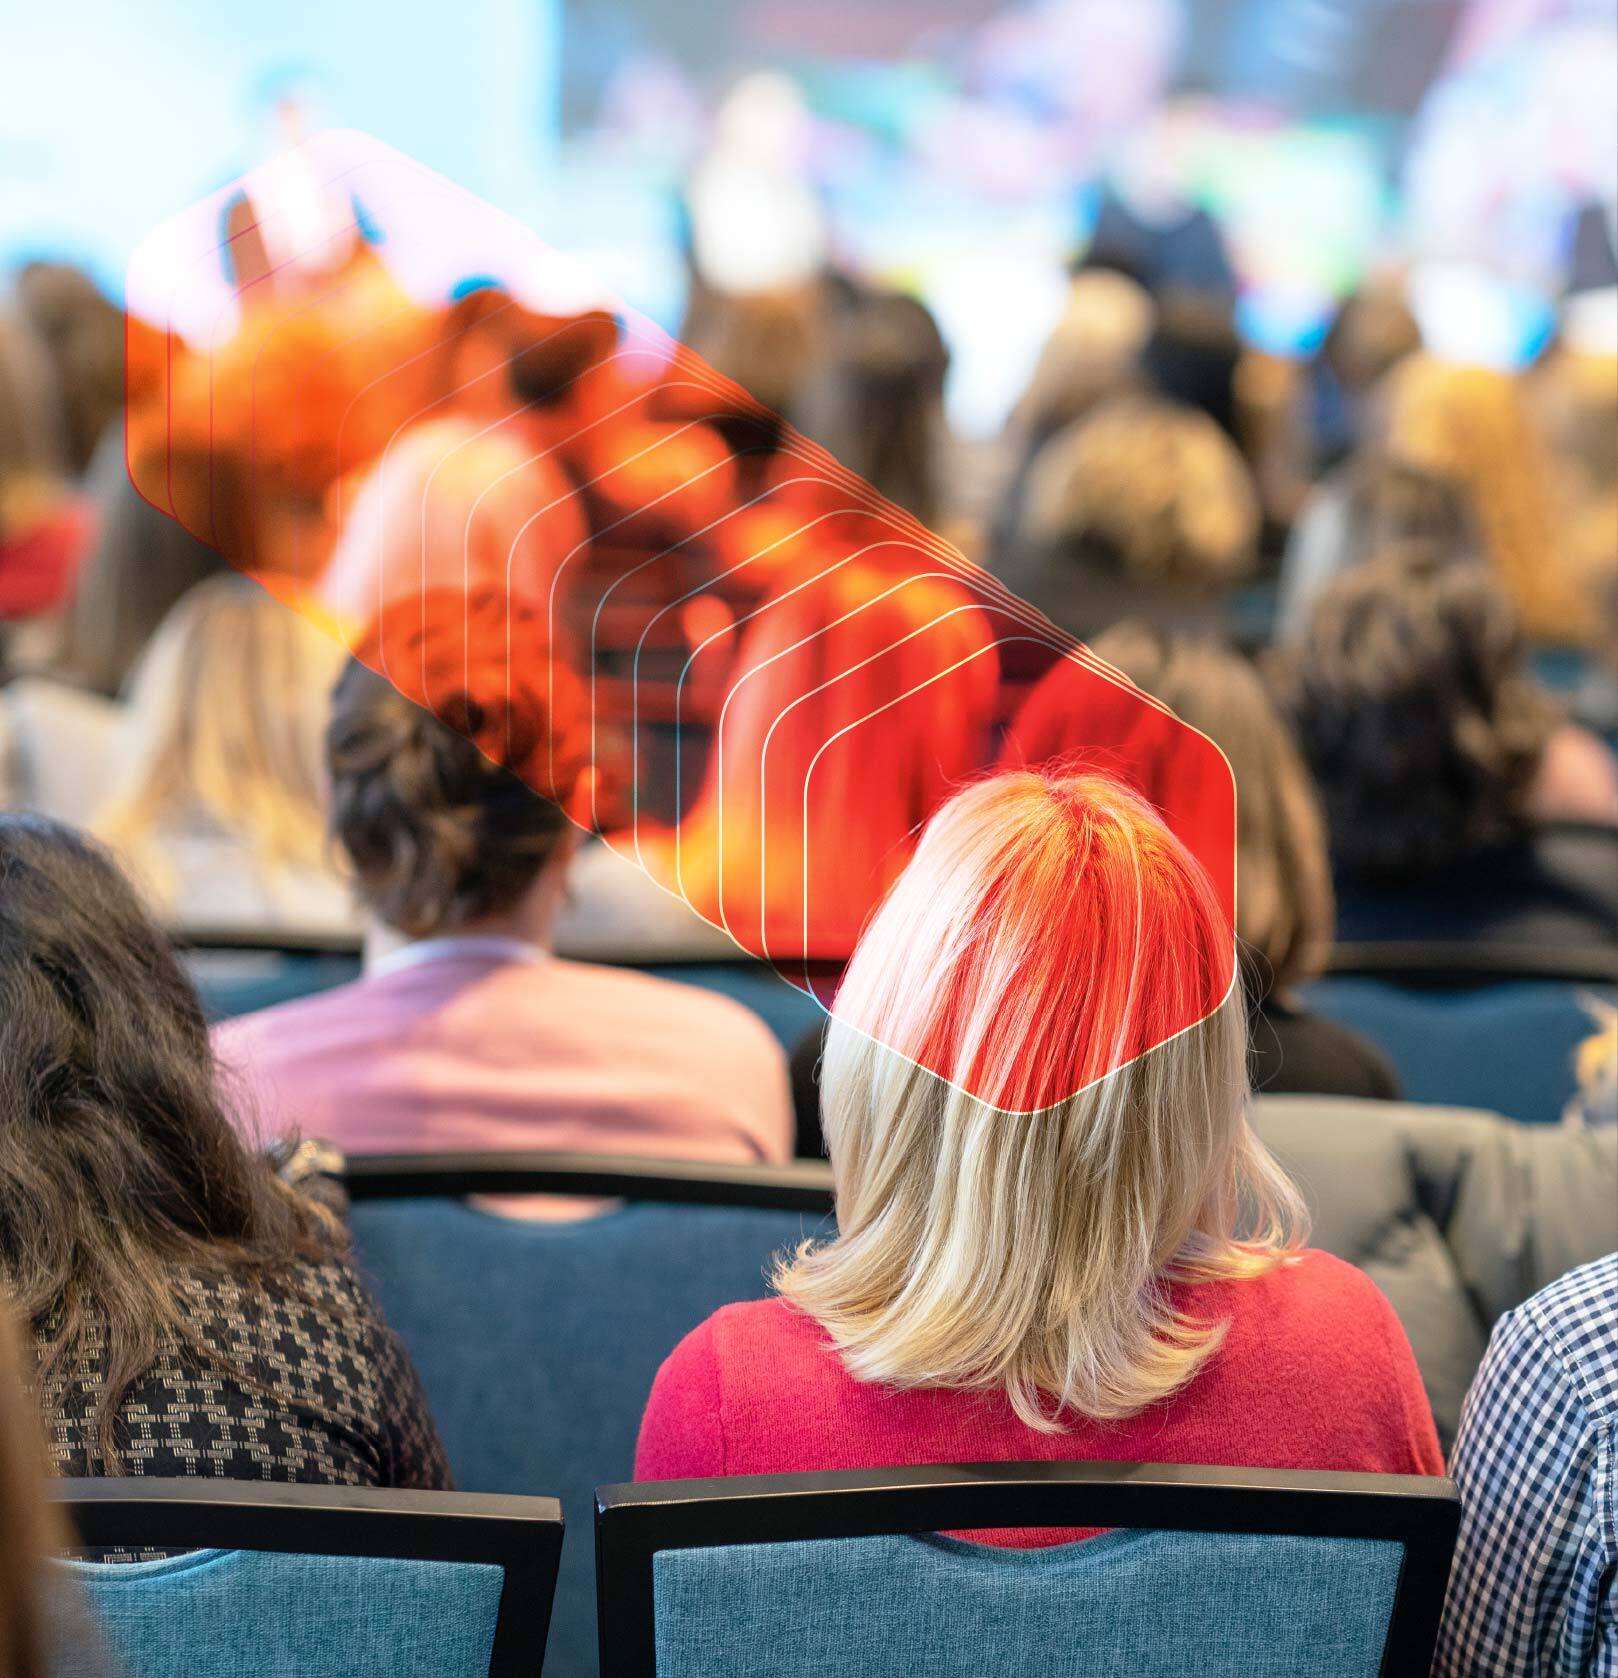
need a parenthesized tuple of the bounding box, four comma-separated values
(124, 129, 1236, 1108)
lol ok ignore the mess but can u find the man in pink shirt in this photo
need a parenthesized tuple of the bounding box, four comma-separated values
(214, 646, 793, 1189)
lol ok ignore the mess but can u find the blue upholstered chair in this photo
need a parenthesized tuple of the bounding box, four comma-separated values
(46, 1478, 561, 1678)
(596, 1463, 1459, 1678)
(1302, 973, 1614, 1124)
(179, 931, 362, 1023)
(640, 959, 828, 1048)
(345, 1153, 834, 1678)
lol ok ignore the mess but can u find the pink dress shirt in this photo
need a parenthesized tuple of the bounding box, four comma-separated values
(213, 938, 795, 1187)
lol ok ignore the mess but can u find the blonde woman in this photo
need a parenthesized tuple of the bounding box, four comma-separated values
(637, 769, 1441, 1532)
(93, 575, 354, 936)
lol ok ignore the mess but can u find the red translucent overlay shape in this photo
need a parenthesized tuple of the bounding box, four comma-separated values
(125, 128, 1236, 1107)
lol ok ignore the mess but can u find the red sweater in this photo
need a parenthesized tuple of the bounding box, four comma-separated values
(636, 1250, 1444, 1546)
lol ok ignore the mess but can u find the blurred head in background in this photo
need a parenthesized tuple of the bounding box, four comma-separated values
(43, 440, 231, 696)
(0, 311, 86, 644)
(13, 263, 122, 478)
(795, 289, 951, 528)
(0, 315, 65, 547)
(1008, 393, 1259, 641)
(315, 416, 589, 648)
(327, 585, 586, 947)
(1010, 268, 1155, 452)
(1313, 280, 1423, 469)
(93, 575, 345, 919)
(1378, 354, 1590, 644)
(1278, 547, 1576, 879)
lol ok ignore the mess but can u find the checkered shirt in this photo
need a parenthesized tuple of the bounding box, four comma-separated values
(1434, 1252, 1617, 1677)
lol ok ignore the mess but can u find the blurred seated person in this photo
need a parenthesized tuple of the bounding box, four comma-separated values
(1282, 354, 1596, 646)
(997, 394, 1259, 644)
(14, 261, 123, 477)
(35, 432, 230, 696)
(0, 814, 448, 1491)
(987, 268, 1154, 568)
(312, 415, 588, 648)
(1277, 547, 1618, 951)
(214, 592, 793, 1198)
(793, 288, 951, 530)
(1306, 278, 1423, 474)
(1433, 1254, 1617, 1678)
(91, 575, 355, 937)
(639, 771, 1441, 1516)
(0, 312, 91, 665)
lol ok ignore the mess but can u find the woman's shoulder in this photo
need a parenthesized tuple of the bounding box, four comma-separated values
(665, 1298, 826, 1387)
(1211, 1249, 1408, 1365)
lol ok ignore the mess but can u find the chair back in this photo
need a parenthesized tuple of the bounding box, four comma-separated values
(597, 1463, 1459, 1678)
(1304, 971, 1614, 1124)
(47, 1479, 560, 1678)
(346, 1153, 834, 1678)
(177, 928, 363, 1021)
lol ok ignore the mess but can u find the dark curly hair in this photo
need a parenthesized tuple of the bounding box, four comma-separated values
(0, 815, 345, 1468)
(327, 588, 577, 938)
(1275, 547, 1560, 878)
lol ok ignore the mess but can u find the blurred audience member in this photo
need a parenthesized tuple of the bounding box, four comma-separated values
(92, 575, 353, 936)
(1086, 623, 1400, 1099)
(1310, 280, 1423, 472)
(681, 283, 822, 430)
(0, 312, 87, 645)
(1279, 548, 1618, 950)
(215, 594, 792, 1198)
(13, 262, 123, 476)
(43, 435, 230, 696)
(314, 415, 588, 646)
(1278, 456, 1476, 639)
(989, 269, 1154, 567)
(1141, 292, 1243, 442)
(1288, 354, 1594, 646)
(1380, 356, 1595, 646)
(640, 771, 1441, 1514)
(1434, 1254, 1617, 1678)
(1012, 270, 1155, 451)
(1529, 338, 1618, 648)
(0, 814, 448, 1489)
(795, 289, 950, 528)
(1002, 394, 1259, 642)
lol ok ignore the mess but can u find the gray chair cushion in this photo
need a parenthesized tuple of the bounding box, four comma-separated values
(1253, 1097, 1618, 1445)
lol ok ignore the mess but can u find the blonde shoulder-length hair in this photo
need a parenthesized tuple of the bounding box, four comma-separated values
(94, 574, 344, 904)
(776, 768, 1307, 1428)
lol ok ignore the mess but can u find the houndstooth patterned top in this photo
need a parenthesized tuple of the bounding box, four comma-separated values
(33, 1257, 450, 1492)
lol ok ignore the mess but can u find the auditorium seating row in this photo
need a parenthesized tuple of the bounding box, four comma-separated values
(184, 935, 1618, 1127)
(50, 1125, 1618, 1677)
(48, 1461, 1457, 1677)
